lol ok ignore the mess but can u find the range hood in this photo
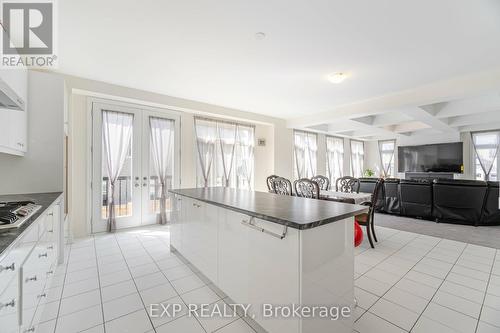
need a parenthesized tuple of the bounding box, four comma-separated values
(0, 77, 25, 111)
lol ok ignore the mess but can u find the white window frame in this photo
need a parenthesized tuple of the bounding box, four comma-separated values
(293, 130, 318, 179)
(350, 139, 365, 178)
(472, 131, 500, 181)
(194, 117, 255, 189)
(378, 139, 396, 178)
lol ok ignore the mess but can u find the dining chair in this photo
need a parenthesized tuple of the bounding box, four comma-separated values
(355, 178, 385, 248)
(266, 175, 279, 191)
(311, 175, 330, 191)
(336, 176, 361, 193)
(294, 178, 320, 199)
(270, 177, 293, 195)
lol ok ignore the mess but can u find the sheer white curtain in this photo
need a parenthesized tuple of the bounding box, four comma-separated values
(102, 110, 134, 232)
(472, 131, 500, 181)
(195, 117, 255, 189)
(217, 122, 237, 187)
(150, 117, 174, 224)
(350, 140, 365, 178)
(378, 140, 396, 177)
(326, 136, 344, 188)
(294, 131, 317, 179)
(194, 118, 217, 187)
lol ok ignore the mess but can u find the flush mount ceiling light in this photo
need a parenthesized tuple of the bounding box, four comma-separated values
(327, 72, 350, 84)
(255, 32, 266, 40)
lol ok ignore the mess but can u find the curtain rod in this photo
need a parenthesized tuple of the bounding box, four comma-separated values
(294, 129, 318, 136)
(325, 134, 345, 141)
(194, 115, 256, 128)
(471, 129, 500, 135)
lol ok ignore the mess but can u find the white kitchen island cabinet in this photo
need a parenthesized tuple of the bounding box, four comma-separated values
(171, 187, 367, 333)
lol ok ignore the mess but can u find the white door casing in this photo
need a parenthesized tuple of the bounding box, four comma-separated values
(91, 101, 180, 233)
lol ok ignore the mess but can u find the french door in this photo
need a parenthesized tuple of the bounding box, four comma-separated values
(91, 101, 180, 233)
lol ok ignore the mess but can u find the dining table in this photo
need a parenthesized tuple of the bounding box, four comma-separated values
(319, 190, 372, 204)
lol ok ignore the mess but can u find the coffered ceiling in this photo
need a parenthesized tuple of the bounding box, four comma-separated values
(58, 0, 500, 137)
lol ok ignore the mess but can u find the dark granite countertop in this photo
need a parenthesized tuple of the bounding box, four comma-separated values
(0, 192, 63, 258)
(169, 188, 368, 230)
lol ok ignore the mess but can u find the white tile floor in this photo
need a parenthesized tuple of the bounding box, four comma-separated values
(37, 225, 500, 333)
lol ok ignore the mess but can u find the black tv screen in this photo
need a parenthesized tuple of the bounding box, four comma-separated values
(398, 142, 463, 173)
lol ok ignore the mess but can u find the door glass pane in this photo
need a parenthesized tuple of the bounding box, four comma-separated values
(101, 131, 133, 219)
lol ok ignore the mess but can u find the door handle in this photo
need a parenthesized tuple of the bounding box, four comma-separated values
(0, 263, 15, 273)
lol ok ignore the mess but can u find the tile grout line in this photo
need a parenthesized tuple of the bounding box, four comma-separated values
(111, 234, 159, 332)
(92, 233, 108, 333)
(474, 249, 498, 333)
(407, 242, 470, 332)
(52, 242, 71, 333)
(117, 232, 197, 333)
(357, 235, 446, 332)
(135, 231, 212, 333)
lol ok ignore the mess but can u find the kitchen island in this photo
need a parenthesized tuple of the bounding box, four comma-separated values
(170, 187, 368, 333)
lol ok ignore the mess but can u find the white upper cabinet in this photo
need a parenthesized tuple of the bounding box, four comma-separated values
(0, 67, 28, 108)
(0, 63, 28, 156)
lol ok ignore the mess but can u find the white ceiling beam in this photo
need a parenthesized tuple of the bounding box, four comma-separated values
(286, 67, 500, 129)
(434, 94, 500, 118)
(399, 106, 457, 133)
(328, 119, 403, 138)
(447, 110, 500, 127)
(458, 121, 500, 133)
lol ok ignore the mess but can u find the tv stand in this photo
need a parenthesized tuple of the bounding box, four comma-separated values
(405, 172, 455, 181)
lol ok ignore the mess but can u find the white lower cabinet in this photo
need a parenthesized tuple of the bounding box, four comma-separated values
(0, 196, 63, 333)
(170, 196, 183, 252)
(218, 210, 250, 305)
(246, 218, 300, 333)
(177, 198, 218, 284)
(219, 213, 300, 333)
(171, 193, 355, 333)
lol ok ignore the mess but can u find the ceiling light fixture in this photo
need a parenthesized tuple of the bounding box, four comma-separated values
(255, 32, 266, 40)
(327, 72, 349, 84)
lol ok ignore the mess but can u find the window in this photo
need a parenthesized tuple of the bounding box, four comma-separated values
(472, 131, 500, 181)
(378, 140, 396, 177)
(326, 136, 344, 187)
(350, 140, 364, 178)
(293, 130, 317, 179)
(194, 117, 255, 189)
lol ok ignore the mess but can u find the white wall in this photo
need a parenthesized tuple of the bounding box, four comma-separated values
(0, 71, 65, 194)
(63, 75, 291, 237)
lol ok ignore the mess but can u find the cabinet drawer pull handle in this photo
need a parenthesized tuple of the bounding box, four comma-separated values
(47, 212, 54, 216)
(46, 270, 53, 275)
(25, 275, 37, 283)
(192, 203, 201, 208)
(241, 217, 288, 240)
(24, 327, 35, 333)
(0, 263, 15, 272)
(47, 245, 54, 250)
(38, 253, 48, 258)
(48, 229, 54, 233)
(0, 299, 15, 310)
(37, 293, 47, 299)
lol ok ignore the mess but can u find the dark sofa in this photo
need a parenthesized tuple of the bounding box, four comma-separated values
(400, 179, 433, 219)
(384, 178, 401, 215)
(481, 181, 500, 225)
(359, 178, 499, 226)
(432, 179, 488, 226)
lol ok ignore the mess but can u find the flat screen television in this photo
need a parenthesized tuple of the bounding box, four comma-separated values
(398, 142, 463, 173)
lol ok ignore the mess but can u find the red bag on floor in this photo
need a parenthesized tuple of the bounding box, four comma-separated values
(354, 221, 363, 247)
